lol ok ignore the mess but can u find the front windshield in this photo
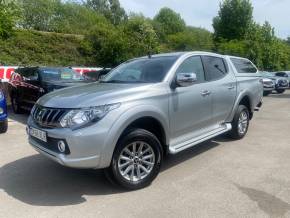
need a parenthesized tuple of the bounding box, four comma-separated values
(101, 56, 178, 83)
(40, 68, 84, 82)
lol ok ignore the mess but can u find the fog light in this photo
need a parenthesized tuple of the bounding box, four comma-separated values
(0, 107, 3, 114)
(58, 140, 66, 153)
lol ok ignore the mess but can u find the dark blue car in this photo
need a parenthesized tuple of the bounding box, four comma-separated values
(0, 80, 8, 133)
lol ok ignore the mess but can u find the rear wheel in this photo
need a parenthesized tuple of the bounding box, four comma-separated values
(0, 119, 8, 133)
(228, 105, 250, 140)
(106, 129, 163, 190)
(276, 89, 285, 94)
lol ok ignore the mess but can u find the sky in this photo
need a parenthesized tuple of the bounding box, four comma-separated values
(119, 0, 289, 39)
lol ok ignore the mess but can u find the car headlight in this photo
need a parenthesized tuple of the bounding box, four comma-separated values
(60, 103, 121, 129)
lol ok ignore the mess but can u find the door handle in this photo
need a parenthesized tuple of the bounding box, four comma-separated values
(201, 90, 211, 96)
(228, 85, 235, 90)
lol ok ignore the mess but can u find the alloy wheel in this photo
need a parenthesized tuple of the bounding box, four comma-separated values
(117, 141, 155, 182)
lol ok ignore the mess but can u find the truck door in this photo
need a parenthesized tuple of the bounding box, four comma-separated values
(169, 55, 213, 146)
(201, 56, 237, 125)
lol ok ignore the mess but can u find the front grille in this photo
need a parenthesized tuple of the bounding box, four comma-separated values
(32, 105, 67, 128)
(263, 81, 274, 86)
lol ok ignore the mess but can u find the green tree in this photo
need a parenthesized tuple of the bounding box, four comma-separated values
(213, 0, 253, 41)
(53, 2, 108, 34)
(121, 14, 158, 56)
(0, 0, 19, 39)
(167, 27, 213, 51)
(81, 22, 128, 67)
(86, 0, 127, 25)
(153, 7, 186, 39)
(18, 0, 59, 31)
(217, 22, 290, 71)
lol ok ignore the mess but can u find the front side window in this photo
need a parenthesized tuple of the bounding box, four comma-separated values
(231, 58, 257, 74)
(19, 68, 39, 81)
(176, 56, 205, 83)
(101, 56, 178, 83)
(202, 56, 228, 81)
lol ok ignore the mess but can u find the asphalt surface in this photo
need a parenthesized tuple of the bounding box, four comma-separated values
(1, 91, 290, 218)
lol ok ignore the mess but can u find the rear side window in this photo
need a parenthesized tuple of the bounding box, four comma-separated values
(202, 56, 228, 81)
(276, 72, 288, 77)
(176, 56, 205, 83)
(230, 58, 257, 73)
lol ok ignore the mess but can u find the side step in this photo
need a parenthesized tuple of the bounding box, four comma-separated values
(169, 123, 232, 154)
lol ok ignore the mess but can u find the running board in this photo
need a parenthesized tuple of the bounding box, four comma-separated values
(169, 123, 232, 154)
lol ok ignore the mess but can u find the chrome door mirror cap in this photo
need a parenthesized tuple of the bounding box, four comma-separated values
(176, 73, 197, 87)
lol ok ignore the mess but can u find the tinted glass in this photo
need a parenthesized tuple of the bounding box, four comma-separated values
(176, 56, 205, 82)
(40, 68, 83, 81)
(202, 56, 227, 81)
(231, 58, 257, 73)
(19, 68, 38, 80)
(276, 72, 288, 77)
(102, 56, 178, 83)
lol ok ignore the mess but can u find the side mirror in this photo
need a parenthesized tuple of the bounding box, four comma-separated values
(176, 73, 197, 87)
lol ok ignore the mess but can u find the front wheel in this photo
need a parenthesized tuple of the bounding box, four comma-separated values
(106, 129, 163, 190)
(228, 105, 250, 140)
(11, 96, 23, 114)
(0, 119, 8, 133)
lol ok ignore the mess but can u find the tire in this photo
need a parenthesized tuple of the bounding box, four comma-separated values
(228, 105, 250, 140)
(0, 119, 8, 133)
(263, 91, 271, 96)
(11, 96, 23, 114)
(106, 128, 163, 190)
(276, 89, 285, 94)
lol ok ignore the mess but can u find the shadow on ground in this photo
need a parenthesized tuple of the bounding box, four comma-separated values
(267, 93, 290, 99)
(235, 183, 290, 217)
(0, 138, 223, 206)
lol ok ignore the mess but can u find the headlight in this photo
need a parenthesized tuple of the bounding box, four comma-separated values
(60, 103, 121, 129)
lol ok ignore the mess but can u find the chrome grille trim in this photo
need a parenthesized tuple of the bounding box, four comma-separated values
(32, 105, 67, 128)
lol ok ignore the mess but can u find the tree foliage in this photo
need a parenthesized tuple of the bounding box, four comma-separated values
(153, 7, 186, 39)
(0, 0, 19, 39)
(86, 0, 127, 25)
(0, 0, 288, 71)
(213, 0, 253, 41)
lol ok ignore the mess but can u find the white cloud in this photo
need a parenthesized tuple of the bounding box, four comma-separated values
(120, 0, 289, 39)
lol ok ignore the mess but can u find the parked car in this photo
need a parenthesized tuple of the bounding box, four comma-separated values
(260, 72, 288, 94)
(27, 52, 263, 190)
(83, 68, 111, 81)
(0, 79, 8, 133)
(8, 67, 92, 113)
(274, 71, 290, 86)
(260, 77, 275, 96)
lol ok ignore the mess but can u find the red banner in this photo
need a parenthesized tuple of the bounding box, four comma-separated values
(0, 66, 102, 82)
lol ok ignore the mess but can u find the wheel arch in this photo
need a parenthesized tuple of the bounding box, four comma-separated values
(100, 106, 170, 168)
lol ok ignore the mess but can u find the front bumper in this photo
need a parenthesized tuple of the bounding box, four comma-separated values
(27, 117, 110, 169)
(263, 86, 274, 91)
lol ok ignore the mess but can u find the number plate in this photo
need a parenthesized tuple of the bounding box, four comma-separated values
(29, 127, 47, 142)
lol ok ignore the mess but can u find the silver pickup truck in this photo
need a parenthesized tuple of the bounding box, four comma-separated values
(27, 52, 263, 189)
